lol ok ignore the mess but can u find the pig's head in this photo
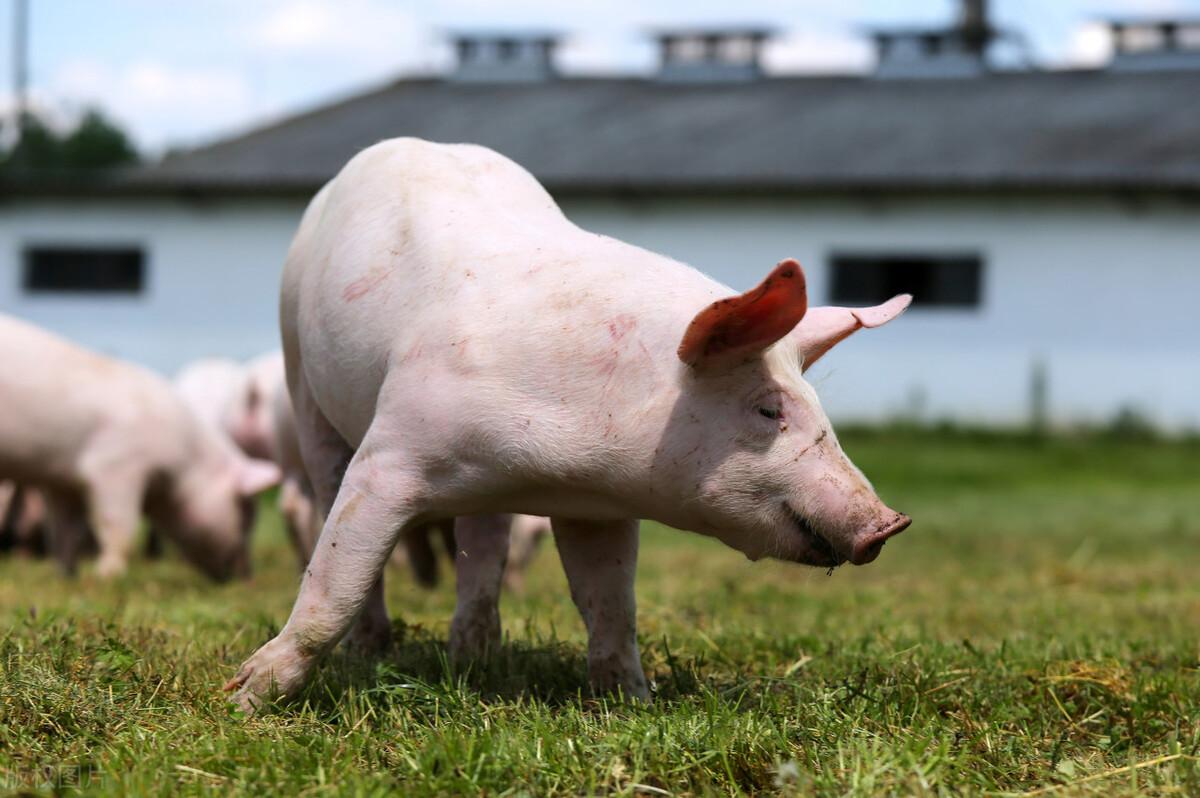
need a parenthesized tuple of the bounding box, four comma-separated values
(154, 443, 281, 581)
(671, 259, 911, 568)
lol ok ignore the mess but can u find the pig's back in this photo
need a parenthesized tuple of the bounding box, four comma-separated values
(287, 138, 729, 448)
(174, 358, 245, 431)
(0, 315, 180, 483)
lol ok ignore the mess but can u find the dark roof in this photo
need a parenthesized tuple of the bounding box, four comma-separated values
(10, 70, 1200, 197)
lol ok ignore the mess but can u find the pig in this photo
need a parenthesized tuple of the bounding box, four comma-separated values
(232, 352, 287, 461)
(0, 315, 282, 579)
(173, 358, 247, 435)
(176, 352, 311, 564)
(226, 138, 911, 712)
(269, 370, 322, 564)
(0, 481, 49, 556)
(175, 353, 285, 463)
(389, 514, 549, 591)
(503, 514, 550, 593)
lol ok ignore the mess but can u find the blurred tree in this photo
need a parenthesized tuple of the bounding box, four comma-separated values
(1, 108, 138, 173)
(59, 110, 139, 169)
(1, 114, 62, 171)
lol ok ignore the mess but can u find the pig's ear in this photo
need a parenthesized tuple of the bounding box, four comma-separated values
(237, 458, 281, 496)
(678, 259, 809, 369)
(793, 294, 912, 372)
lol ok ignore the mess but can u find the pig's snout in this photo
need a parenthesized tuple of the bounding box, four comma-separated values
(850, 512, 911, 566)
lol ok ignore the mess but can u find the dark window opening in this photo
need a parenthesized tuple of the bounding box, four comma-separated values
(22, 246, 145, 295)
(830, 253, 982, 308)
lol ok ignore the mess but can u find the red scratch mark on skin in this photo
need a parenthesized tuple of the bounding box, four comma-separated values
(397, 342, 424, 364)
(607, 314, 637, 342)
(342, 267, 390, 302)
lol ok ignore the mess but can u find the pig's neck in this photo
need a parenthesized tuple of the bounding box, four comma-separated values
(513, 246, 726, 530)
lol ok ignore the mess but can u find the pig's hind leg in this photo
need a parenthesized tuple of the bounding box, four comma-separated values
(448, 514, 512, 663)
(552, 518, 649, 701)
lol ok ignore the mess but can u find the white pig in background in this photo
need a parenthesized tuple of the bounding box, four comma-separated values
(0, 315, 281, 580)
(174, 358, 247, 435)
(0, 481, 49, 556)
(176, 352, 309, 561)
(227, 139, 911, 712)
(389, 514, 549, 591)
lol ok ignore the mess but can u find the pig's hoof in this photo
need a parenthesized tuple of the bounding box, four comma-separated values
(589, 655, 651, 703)
(343, 615, 393, 656)
(448, 607, 501, 664)
(95, 556, 128, 580)
(223, 637, 311, 717)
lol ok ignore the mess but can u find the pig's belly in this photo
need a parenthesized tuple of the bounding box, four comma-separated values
(298, 334, 389, 450)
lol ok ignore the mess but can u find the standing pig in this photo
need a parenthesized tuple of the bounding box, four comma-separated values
(176, 352, 309, 563)
(173, 358, 247, 434)
(227, 138, 911, 711)
(0, 315, 281, 579)
(231, 352, 287, 461)
(0, 481, 49, 556)
(389, 514, 549, 591)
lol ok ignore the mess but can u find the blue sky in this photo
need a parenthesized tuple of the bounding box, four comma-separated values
(3, 0, 1196, 153)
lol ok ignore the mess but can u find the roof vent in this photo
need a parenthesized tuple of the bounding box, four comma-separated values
(449, 32, 559, 83)
(653, 27, 772, 83)
(1106, 19, 1200, 72)
(872, 0, 996, 79)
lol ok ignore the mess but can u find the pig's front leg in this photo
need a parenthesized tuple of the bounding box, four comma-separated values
(84, 472, 146, 579)
(553, 518, 649, 701)
(342, 575, 391, 653)
(43, 488, 89, 577)
(225, 452, 413, 714)
(448, 514, 512, 663)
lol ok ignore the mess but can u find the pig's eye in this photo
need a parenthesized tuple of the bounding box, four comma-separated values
(757, 406, 782, 421)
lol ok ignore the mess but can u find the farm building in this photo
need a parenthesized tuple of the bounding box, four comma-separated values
(2, 16, 1199, 431)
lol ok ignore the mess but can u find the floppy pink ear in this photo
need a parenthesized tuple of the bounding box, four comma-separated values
(792, 294, 912, 372)
(237, 458, 282, 496)
(678, 259, 809, 369)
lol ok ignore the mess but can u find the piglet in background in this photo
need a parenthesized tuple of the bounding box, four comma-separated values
(0, 314, 280, 580)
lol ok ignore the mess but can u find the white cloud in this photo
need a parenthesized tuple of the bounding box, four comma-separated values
(48, 59, 262, 152)
(764, 30, 874, 74)
(249, 0, 432, 71)
(1066, 22, 1114, 67)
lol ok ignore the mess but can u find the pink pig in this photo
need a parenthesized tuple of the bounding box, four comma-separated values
(227, 138, 911, 711)
(0, 315, 281, 580)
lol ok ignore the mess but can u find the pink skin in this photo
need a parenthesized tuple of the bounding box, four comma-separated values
(226, 138, 911, 712)
(0, 315, 281, 580)
(175, 353, 286, 464)
(174, 358, 247, 435)
(228, 352, 287, 461)
(178, 353, 322, 570)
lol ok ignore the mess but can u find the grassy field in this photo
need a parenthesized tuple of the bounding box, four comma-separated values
(0, 430, 1198, 796)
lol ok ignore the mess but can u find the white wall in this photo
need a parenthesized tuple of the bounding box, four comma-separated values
(2, 192, 1197, 430)
(0, 197, 307, 374)
(567, 194, 1200, 432)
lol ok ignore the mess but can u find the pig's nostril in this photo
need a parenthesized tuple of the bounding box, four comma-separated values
(850, 513, 911, 566)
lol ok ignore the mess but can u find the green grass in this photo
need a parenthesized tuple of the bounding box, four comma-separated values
(1, 430, 1198, 796)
